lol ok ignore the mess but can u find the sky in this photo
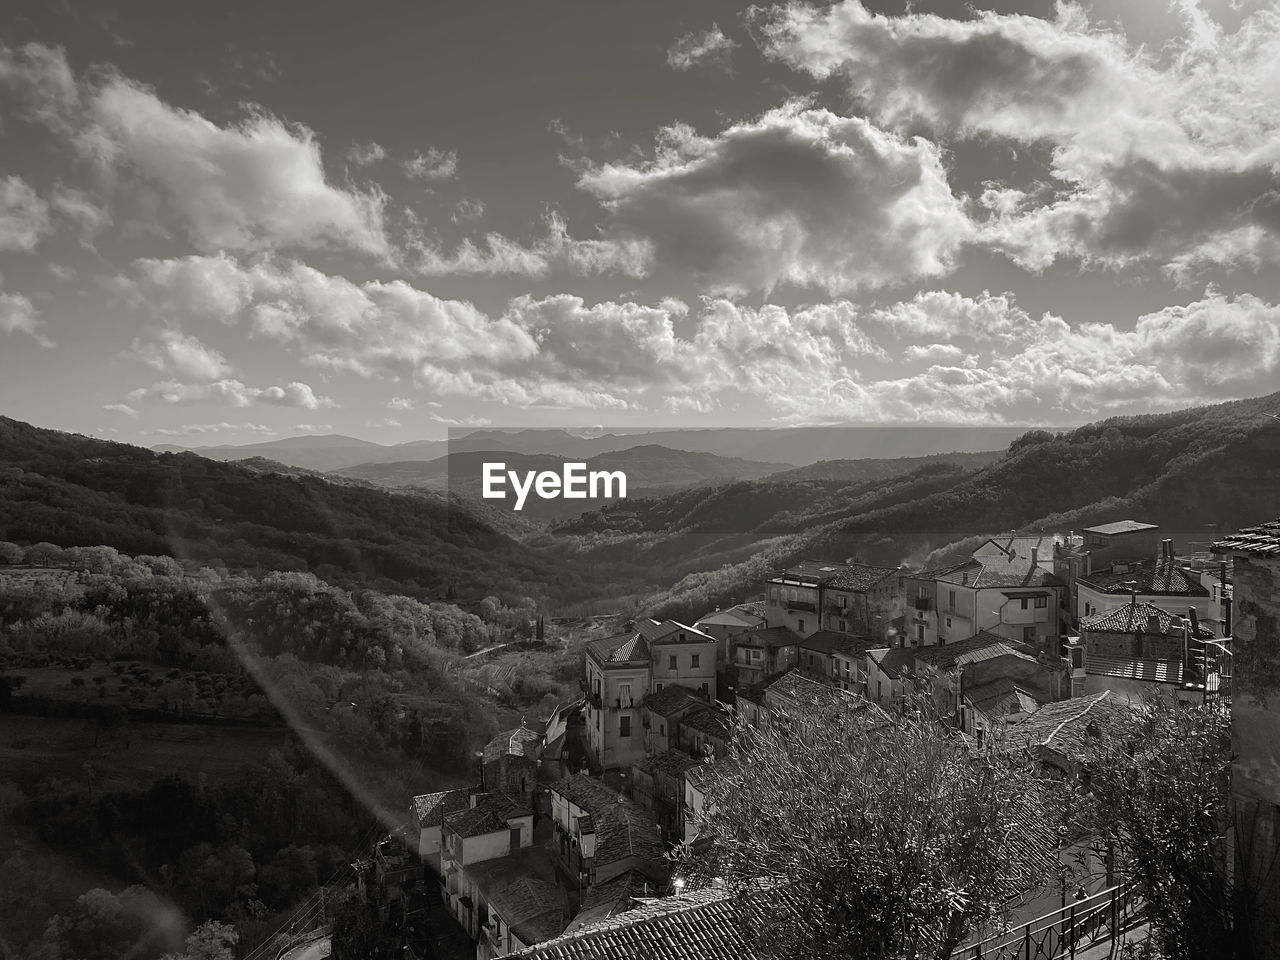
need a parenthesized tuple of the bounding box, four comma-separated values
(1, 0, 1279, 447)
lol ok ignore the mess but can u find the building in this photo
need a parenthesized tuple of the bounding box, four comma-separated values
(629, 750, 700, 842)
(412, 787, 473, 872)
(765, 559, 904, 640)
(440, 793, 538, 940)
(1079, 599, 1217, 698)
(1213, 518, 1280, 955)
(582, 619, 717, 771)
(640, 684, 704, 755)
(477, 872, 569, 960)
(974, 532, 1061, 573)
(548, 774, 668, 889)
(931, 552, 1065, 645)
(1080, 520, 1161, 569)
(730, 625, 800, 687)
(997, 690, 1136, 777)
(682, 756, 740, 845)
(482, 726, 544, 806)
(1077, 539, 1212, 626)
(675, 701, 734, 758)
(796, 630, 880, 687)
(694, 602, 767, 666)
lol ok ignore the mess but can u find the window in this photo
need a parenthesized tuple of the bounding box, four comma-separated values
(619, 683, 631, 706)
(839, 619, 848, 632)
(1020, 598, 1029, 610)
(691, 654, 700, 668)
(660, 722, 665, 735)
(1035, 596, 1048, 608)
(655, 681, 664, 692)
(917, 624, 924, 642)
(948, 590, 956, 610)
(946, 617, 952, 628)
(798, 618, 805, 632)
(752, 649, 762, 660)
(1023, 626, 1036, 642)
(838, 595, 847, 608)
(699, 682, 708, 695)
(668, 655, 677, 670)
(620, 715, 631, 737)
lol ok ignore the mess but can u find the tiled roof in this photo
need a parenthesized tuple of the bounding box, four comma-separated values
(445, 793, 532, 839)
(637, 619, 715, 645)
(684, 755, 742, 791)
(1213, 519, 1280, 557)
(763, 670, 887, 720)
(799, 630, 878, 655)
(487, 875, 569, 946)
(963, 676, 1048, 718)
(769, 559, 849, 584)
(1081, 601, 1197, 636)
(828, 561, 898, 592)
(981, 533, 1060, 560)
(1086, 655, 1184, 683)
(869, 645, 913, 680)
(1083, 520, 1159, 536)
(936, 556, 1061, 589)
(678, 703, 734, 740)
(565, 870, 655, 934)
(499, 884, 785, 960)
(585, 632, 647, 664)
(912, 632, 1037, 672)
(412, 788, 472, 828)
(998, 691, 1137, 766)
(633, 750, 700, 780)
(695, 606, 767, 629)
(484, 726, 544, 765)
(737, 625, 801, 649)
(549, 775, 666, 867)
(1080, 559, 1209, 596)
(643, 684, 704, 717)
(586, 632, 652, 664)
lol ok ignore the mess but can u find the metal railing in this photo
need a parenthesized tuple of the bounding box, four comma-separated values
(963, 885, 1139, 960)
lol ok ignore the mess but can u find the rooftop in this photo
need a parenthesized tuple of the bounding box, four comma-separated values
(998, 691, 1137, 765)
(499, 884, 792, 960)
(912, 632, 1038, 673)
(935, 555, 1060, 590)
(412, 788, 472, 829)
(586, 632, 651, 666)
(798, 630, 880, 656)
(483, 726, 544, 766)
(980, 532, 1061, 560)
(444, 793, 532, 839)
(550, 774, 666, 867)
(467, 847, 567, 947)
(1213, 519, 1280, 557)
(1081, 600, 1209, 637)
(636, 618, 715, 645)
(736, 625, 802, 649)
(564, 870, 656, 935)
(678, 702, 734, 740)
(643, 684, 704, 718)
(1079, 559, 1209, 597)
(1086, 655, 1184, 684)
(632, 750, 701, 781)
(695, 606, 767, 629)
(768, 559, 850, 585)
(828, 561, 899, 592)
(1083, 520, 1159, 536)
(764, 670, 884, 719)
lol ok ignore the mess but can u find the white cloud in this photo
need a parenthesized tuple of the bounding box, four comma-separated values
(0, 175, 51, 252)
(402, 147, 457, 181)
(451, 197, 486, 224)
(903, 343, 965, 362)
(132, 330, 235, 380)
(430, 413, 493, 427)
(386, 397, 414, 410)
(866, 290, 1035, 343)
(153, 422, 276, 436)
(347, 141, 387, 166)
(576, 103, 973, 294)
(666, 24, 739, 71)
(757, 1, 1280, 274)
(295, 423, 334, 432)
(0, 284, 53, 347)
(128, 378, 336, 409)
(0, 41, 80, 133)
(49, 183, 111, 244)
(102, 403, 140, 417)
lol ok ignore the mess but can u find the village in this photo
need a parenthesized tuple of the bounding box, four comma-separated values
(343, 515, 1274, 960)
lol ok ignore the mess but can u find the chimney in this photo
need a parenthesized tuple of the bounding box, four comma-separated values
(1188, 606, 1200, 636)
(1146, 613, 1162, 636)
(1031, 546, 1039, 570)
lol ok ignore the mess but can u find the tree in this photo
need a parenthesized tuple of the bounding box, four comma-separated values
(161, 920, 239, 960)
(680, 697, 1056, 960)
(331, 894, 395, 960)
(1080, 695, 1235, 960)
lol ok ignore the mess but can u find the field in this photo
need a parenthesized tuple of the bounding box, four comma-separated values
(0, 713, 290, 790)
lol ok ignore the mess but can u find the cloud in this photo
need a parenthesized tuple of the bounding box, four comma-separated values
(576, 103, 973, 294)
(49, 183, 112, 245)
(903, 343, 965, 362)
(451, 197, 486, 224)
(153, 422, 276, 436)
(412, 211, 651, 278)
(0, 41, 80, 133)
(756, 1, 1280, 275)
(295, 423, 334, 432)
(0, 175, 51, 252)
(386, 397, 414, 410)
(0, 284, 53, 347)
(866, 290, 1035, 343)
(102, 403, 140, 417)
(402, 147, 457, 181)
(666, 24, 739, 71)
(128, 378, 336, 409)
(131, 330, 235, 380)
(430, 413, 493, 427)
(347, 141, 387, 166)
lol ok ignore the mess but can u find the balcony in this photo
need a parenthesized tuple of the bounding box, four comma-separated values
(585, 691, 603, 709)
(786, 601, 817, 613)
(913, 596, 932, 611)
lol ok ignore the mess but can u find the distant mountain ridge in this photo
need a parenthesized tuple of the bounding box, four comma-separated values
(154, 425, 1036, 472)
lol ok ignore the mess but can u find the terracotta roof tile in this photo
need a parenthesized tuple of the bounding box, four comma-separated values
(643, 684, 704, 717)
(1213, 519, 1280, 557)
(549, 775, 665, 867)
(412, 788, 472, 828)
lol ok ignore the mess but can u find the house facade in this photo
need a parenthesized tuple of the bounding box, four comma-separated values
(440, 793, 537, 940)
(731, 625, 800, 687)
(548, 774, 667, 888)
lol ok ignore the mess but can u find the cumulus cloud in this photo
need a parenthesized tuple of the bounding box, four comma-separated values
(131, 330, 235, 380)
(666, 24, 739, 71)
(386, 397, 414, 410)
(102, 403, 140, 417)
(0, 175, 51, 252)
(756, 1, 1280, 275)
(402, 147, 457, 181)
(0, 41, 80, 133)
(0, 285, 53, 347)
(903, 343, 965, 363)
(128, 378, 336, 409)
(576, 103, 973, 294)
(49, 183, 112, 245)
(430, 413, 493, 427)
(295, 423, 334, 432)
(347, 141, 387, 166)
